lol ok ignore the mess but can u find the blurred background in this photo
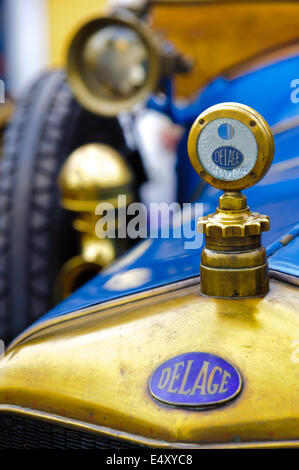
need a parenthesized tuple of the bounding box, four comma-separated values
(1, 0, 299, 266)
(2, 0, 299, 96)
(2, 0, 299, 237)
(2, 0, 299, 201)
(0, 0, 185, 207)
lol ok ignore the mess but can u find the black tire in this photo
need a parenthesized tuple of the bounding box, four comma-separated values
(0, 70, 129, 342)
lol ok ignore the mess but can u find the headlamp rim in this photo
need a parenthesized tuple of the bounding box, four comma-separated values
(67, 15, 161, 117)
(187, 102, 274, 191)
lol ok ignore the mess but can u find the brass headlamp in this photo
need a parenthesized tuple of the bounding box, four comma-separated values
(66, 9, 191, 117)
(188, 103, 274, 298)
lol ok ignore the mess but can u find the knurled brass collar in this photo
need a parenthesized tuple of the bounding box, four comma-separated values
(198, 192, 270, 238)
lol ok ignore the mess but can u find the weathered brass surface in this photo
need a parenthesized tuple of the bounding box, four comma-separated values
(57, 143, 134, 297)
(0, 278, 299, 448)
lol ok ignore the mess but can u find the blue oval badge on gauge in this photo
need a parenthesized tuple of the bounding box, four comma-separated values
(212, 146, 244, 170)
(149, 352, 242, 408)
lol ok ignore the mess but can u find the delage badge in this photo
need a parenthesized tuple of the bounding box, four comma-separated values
(150, 352, 242, 408)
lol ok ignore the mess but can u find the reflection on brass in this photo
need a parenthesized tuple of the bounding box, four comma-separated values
(188, 103, 274, 298)
(59, 143, 134, 211)
(58, 143, 134, 298)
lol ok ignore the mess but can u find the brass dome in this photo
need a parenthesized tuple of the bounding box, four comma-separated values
(58, 143, 134, 211)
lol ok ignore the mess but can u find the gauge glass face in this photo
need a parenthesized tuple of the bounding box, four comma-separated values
(83, 25, 149, 98)
(196, 118, 258, 181)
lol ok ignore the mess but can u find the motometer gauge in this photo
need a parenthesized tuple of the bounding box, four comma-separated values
(187, 103, 275, 298)
(188, 102, 274, 191)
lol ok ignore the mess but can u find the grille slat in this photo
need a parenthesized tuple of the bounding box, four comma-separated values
(0, 414, 144, 449)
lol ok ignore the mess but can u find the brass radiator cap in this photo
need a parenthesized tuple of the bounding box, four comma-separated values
(187, 103, 274, 298)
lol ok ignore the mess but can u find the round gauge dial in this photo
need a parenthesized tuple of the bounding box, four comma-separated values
(188, 103, 274, 191)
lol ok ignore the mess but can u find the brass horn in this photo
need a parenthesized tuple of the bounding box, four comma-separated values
(66, 13, 162, 117)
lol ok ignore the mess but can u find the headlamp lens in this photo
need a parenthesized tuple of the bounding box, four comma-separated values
(83, 25, 149, 98)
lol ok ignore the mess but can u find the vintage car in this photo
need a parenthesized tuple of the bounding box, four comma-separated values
(0, 0, 298, 449)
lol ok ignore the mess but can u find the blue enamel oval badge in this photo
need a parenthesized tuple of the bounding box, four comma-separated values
(149, 352, 242, 407)
(212, 146, 243, 170)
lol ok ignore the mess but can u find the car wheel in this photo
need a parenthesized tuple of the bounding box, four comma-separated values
(0, 70, 128, 342)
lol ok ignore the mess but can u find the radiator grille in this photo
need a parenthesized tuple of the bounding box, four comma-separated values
(0, 414, 145, 449)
